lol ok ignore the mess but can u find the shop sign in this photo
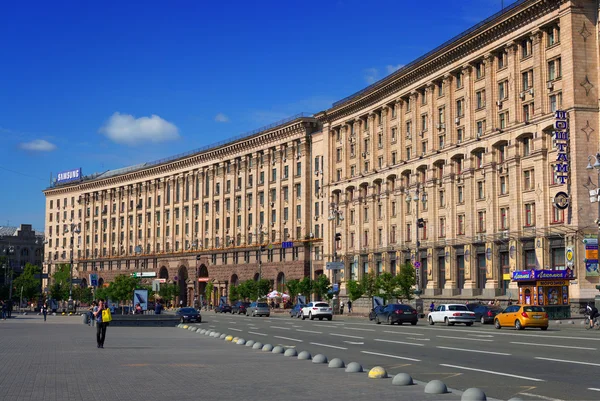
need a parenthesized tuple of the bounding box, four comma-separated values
(565, 247, 574, 268)
(512, 269, 574, 281)
(553, 110, 569, 185)
(56, 168, 82, 184)
(538, 280, 568, 286)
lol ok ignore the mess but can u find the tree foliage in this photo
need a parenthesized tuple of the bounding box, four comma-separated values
(312, 274, 331, 301)
(362, 271, 380, 302)
(298, 277, 312, 299)
(204, 281, 214, 304)
(73, 286, 93, 304)
(12, 263, 41, 301)
(229, 285, 239, 303)
(50, 264, 71, 301)
(377, 272, 401, 303)
(255, 279, 271, 300)
(346, 280, 365, 302)
(236, 280, 255, 301)
(285, 279, 301, 303)
(110, 274, 141, 310)
(396, 263, 416, 302)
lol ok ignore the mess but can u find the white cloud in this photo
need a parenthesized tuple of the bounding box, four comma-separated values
(214, 113, 229, 123)
(99, 112, 179, 146)
(386, 64, 405, 74)
(364, 67, 379, 84)
(19, 139, 57, 152)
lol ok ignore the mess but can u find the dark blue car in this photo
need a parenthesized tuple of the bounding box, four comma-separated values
(290, 304, 306, 318)
(176, 307, 201, 323)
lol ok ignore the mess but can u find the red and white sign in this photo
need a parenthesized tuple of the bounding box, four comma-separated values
(198, 277, 211, 282)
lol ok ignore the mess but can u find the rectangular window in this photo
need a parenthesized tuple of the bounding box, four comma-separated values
(421, 114, 428, 132)
(549, 93, 562, 113)
(456, 99, 464, 117)
(498, 80, 508, 100)
(336, 148, 342, 162)
(406, 120, 412, 137)
(552, 205, 564, 223)
(457, 215, 465, 235)
(497, 51, 507, 69)
(391, 127, 397, 143)
(524, 169, 534, 190)
(547, 25, 560, 47)
(548, 58, 561, 81)
(475, 61, 485, 79)
(456, 72, 463, 89)
(523, 103, 533, 123)
(521, 38, 532, 58)
(476, 90, 485, 109)
(457, 128, 464, 143)
(500, 207, 509, 229)
(476, 120, 485, 137)
(438, 81, 444, 96)
(499, 111, 508, 129)
(500, 176, 508, 195)
(296, 162, 302, 177)
(525, 203, 536, 226)
(458, 186, 464, 203)
(522, 69, 533, 91)
(477, 181, 485, 199)
(523, 137, 531, 156)
(477, 211, 486, 232)
(439, 218, 446, 238)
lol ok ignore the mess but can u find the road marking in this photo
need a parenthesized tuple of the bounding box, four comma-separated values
(344, 327, 375, 332)
(274, 336, 303, 342)
(520, 392, 565, 401)
(296, 329, 322, 334)
(511, 341, 596, 350)
(440, 364, 544, 382)
(437, 335, 493, 342)
(361, 351, 421, 362)
(309, 342, 348, 350)
(384, 331, 424, 336)
(270, 326, 291, 330)
(228, 328, 243, 332)
(329, 333, 364, 339)
(314, 324, 333, 328)
(468, 334, 494, 338)
(292, 325, 302, 328)
(535, 357, 600, 367)
(248, 331, 267, 337)
(408, 337, 430, 341)
(588, 388, 600, 392)
(408, 325, 600, 341)
(343, 341, 364, 345)
(209, 325, 215, 328)
(436, 346, 511, 356)
(374, 339, 424, 347)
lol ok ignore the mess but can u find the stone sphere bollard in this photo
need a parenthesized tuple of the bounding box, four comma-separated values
(272, 346, 285, 354)
(425, 380, 448, 394)
(461, 388, 487, 401)
(297, 351, 312, 360)
(312, 354, 328, 364)
(284, 348, 298, 357)
(368, 366, 388, 379)
(328, 358, 345, 368)
(262, 344, 274, 352)
(345, 362, 363, 373)
(392, 373, 414, 386)
(245, 340, 255, 347)
(252, 342, 264, 350)
(225, 335, 234, 342)
(236, 338, 246, 345)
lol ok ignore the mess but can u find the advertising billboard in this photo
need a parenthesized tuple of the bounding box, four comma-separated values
(56, 168, 82, 184)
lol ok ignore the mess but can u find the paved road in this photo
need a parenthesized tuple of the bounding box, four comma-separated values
(198, 311, 600, 401)
(0, 315, 463, 401)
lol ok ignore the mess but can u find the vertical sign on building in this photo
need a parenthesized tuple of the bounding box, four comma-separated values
(553, 111, 569, 185)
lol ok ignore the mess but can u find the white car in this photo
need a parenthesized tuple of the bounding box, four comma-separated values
(301, 302, 333, 321)
(428, 304, 476, 326)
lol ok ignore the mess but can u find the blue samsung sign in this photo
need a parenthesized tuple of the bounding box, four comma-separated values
(56, 168, 82, 184)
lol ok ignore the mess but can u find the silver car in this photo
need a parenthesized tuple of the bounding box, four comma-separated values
(246, 302, 270, 317)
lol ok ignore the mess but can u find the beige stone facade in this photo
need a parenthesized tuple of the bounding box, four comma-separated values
(43, 0, 600, 304)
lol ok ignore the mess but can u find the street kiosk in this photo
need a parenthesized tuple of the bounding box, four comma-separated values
(511, 269, 575, 319)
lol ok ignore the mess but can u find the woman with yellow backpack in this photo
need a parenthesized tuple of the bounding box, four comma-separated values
(93, 299, 112, 348)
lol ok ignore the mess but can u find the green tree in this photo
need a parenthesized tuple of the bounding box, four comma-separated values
(204, 281, 214, 305)
(110, 274, 140, 313)
(397, 263, 416, 302)
(285, 279, 301, 303)
(94, 286, 111, 302)
(346, 279, 365, 302)
(229, 285, 239, 303)
(298, 277, 312, 301)
(73, 286, 93, 304)
(49, 264, 71, 301)
(256, 279, 271, 300)
(312, 274, 331, 301)
(377, 272, 400, 304)
(362, 271, 380, 304)
(12, 263, 41, 301)
(237, 280, 255, 301)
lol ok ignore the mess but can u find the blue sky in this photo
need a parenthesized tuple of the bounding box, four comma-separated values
(0, 0, 516, 231)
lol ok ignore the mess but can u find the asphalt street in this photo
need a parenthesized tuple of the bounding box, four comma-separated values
(197, 311, 600, 401)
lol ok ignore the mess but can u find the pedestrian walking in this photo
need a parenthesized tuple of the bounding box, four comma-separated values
(1, 301, 6, 320)
(93, 299, 111, 348)
(88, 301, 97, 326)
(347, 300, 352, 314)
(154, 301, 162, 315)
(42, 303, 48, 322)
(340, 303, 344, 315)
(429, 302, 435, 312)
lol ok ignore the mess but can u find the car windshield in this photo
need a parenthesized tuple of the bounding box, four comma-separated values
(448, 305, 468, 311)
(524, 306, 545, 312)
(180, 308, 196, 313)
(315, 303, 329, 307)
(390, 305, 408, 310)
(257, 303, 268, 307)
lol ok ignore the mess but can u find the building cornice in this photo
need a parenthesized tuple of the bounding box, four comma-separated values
(316, 0, 564, 123)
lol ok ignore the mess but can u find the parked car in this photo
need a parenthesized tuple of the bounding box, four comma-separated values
(494, 305, 548, 330)
(428, 304, 476, 326)
(214, 304, 232, 313)
(246, 302, 270, 317)
(375, 304, 418, 325)
(232, 301, 250, 315)
(466, 303, 503, 324)
(290, 304, 306, 318)
(176, 307, 201, 323)
(301, 302, 333, 321)
(369, 305, 385, 321)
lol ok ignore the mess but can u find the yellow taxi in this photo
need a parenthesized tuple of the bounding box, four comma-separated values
(494, 305, 549, 331)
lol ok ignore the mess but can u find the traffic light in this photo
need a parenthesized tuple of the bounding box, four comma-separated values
(417, 218, 425, 228)
(335, 233, 342, 242)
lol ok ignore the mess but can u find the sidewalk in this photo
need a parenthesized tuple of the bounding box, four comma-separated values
(1, 315, 462, 401)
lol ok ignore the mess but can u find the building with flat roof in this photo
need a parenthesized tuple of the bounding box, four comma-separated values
(44, 0, 600, 309)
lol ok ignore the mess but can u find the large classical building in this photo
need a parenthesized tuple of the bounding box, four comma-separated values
(0, 225, 45, 286)
(43, 0, 600, 305)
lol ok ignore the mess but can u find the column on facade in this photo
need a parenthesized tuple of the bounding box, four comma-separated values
(381, 107, 389, 166)
(462, 64, 474, 140)
(484, 53, 496, 131)
(484, 242, 500, 294)
(443, 75, 454, 144)
(426, 247, 439, 292)
(531, 29, 545, 116)
(463, 243, 476, 291)
(444, 245, 458, 294)
(426, 83, 435, 151)
(508, 239, 522, 290)
(535, 237, 549, 269)
(505, 41, 519, 125)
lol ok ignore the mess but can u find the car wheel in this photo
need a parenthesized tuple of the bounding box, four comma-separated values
(429, 316, 434, 325)
(398, 321, 403, 325)
(252, 311, 256, 317)
(302, 313, 306, 320)
(540, 326, 548, 331)
(198, 318, 202, 323)
(411, 321, 417, 326)
(466, 322, 473, 327)
(480, 316, 485, 324)
(494, 319, 501, 329)
(445, 317, 451, 326)
(266, 315, 270, 318)
(319, 317, 323, 321)
(515, 320, 523, 330)
(376, 316, 381, 324)
(327, 316, 332, 321)
(387, 316, 392, 325)
(309, 312, 314, 320)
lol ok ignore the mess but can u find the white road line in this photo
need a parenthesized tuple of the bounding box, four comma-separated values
(468, 334, 494, 338)
(520, 392, 565, 401)
(588, 388, 600, 392)
(309, 342, 348, 350)
(269, 326, 291, 330)
(314, 324, 333, 328)
(383, 331, 424, 336)
(436, 346, 511, 356)
(408, 337, 430, 341)
(209, 325, 215, 328)
(535, 357, 600, 367)
(408, 325, 600, 341)
(296, 329, 322, 334)
(274, 336, 303, 342)
(329, 333, 364, 339)
(248, 331, 267, 337)
(292, 325, 302, 328)
(228, 328, 243, 332)
(344, 327, 375, 332)
(374, 339, 424, 347)
(511, 341, 596, 351)
(344, 341, 365, 345)
(361, 351, 421, 362)
(440, 364, 544, 382)
(437, 335, 493, 342)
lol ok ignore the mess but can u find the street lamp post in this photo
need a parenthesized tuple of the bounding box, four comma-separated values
(65, 223, 81, 312)
(587, 154, 600, 255)
(328, 204, 344, 293)
(405, 185, 427, 295)
(2, 246, 14, 300)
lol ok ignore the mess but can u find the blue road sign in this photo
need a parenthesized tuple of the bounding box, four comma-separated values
(282, 241, 294, 249)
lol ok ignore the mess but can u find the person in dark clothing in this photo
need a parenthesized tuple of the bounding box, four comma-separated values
(347, 300, 352, 314)
(154, 301, 162, 315)
(42, 303, 48, 322)
(587, 302, 599, 329)
(93, 299, 109, 348)
(7, 300, 12, 318)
